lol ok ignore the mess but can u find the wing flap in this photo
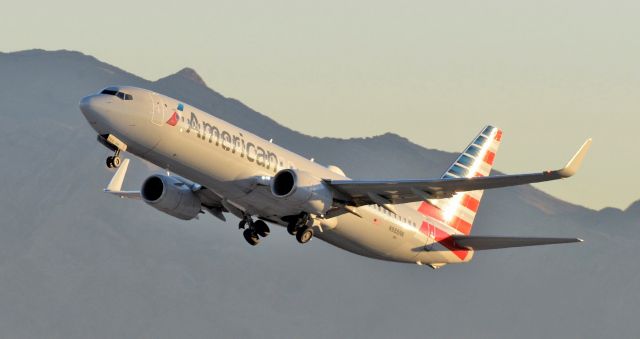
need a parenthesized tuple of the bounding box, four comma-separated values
(452, 235, 583, 250)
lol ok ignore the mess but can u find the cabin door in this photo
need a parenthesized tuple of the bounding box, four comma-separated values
(151, 93, 166, 126)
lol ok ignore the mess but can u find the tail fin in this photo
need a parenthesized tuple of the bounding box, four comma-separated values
(418, 126, 502, 235)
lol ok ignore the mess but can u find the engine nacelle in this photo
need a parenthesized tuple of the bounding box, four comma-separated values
(141, 175, 201, 220)
(270, 169, 333, 215)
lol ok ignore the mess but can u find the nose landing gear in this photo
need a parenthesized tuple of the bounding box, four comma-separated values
(98, 134, 127, 169)
(106, 150, 122, 169)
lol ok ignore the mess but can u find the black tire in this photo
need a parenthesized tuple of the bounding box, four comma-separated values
(106, 156, 114, 168)
(287, 222, 298, 235)
(243, 229, 260, 246)
(254, 220, 270, 237)
(296, 227, 313, 244)
(112, 156, 121, 168)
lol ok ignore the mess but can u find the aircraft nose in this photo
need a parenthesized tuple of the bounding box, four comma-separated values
(79, 95, 90, 109)
(79, 94, 101, 122)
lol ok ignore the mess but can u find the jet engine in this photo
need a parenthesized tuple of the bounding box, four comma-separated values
(141, 175, 202, 220)
(270, 169, 333, 215)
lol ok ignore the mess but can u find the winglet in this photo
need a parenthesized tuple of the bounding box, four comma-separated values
(103, 159, 142, 200)
(557, 138, 592, 178)
(106, 158, 130, 192)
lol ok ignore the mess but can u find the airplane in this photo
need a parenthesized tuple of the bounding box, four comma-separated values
(79, 86, 591, 268)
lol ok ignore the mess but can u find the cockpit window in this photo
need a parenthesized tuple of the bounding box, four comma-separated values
(100, 88, 133, 100)
(101, 89, 118, 96)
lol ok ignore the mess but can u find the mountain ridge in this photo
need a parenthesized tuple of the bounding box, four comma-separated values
(3, 48, 638, 218)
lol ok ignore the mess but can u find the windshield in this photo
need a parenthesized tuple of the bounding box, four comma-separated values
(100, 88, 133, 100)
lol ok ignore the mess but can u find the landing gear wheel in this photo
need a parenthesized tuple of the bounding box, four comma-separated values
(296, 227, 313, 244)
(238, 219, 247, 229)
(105, 154, 121, 169)
(287, 222, 298, 236)
(243, 229, 260, 246)
(254, 220, 270, 238)
(111, 156, 121, 168)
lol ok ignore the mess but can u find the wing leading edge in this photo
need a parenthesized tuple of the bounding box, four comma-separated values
(325, 139, 592, 206)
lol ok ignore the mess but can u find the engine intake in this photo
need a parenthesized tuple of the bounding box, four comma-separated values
(141, 175, 201, 220)
(271, 169, 296, 197)
(270, 169, 333, 215)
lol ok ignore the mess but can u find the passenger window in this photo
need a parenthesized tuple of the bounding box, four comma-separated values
(482, 126, 494, 136)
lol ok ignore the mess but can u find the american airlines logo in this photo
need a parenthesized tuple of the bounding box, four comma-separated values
(165, 103, 183, 126)
(167, 103, 282, 173)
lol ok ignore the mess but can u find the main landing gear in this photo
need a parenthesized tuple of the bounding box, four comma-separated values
(106, 149, 122, 169)
(286, 214, 314, 244)
(238, 213, 315, 246)
(239, 216, 270, 246)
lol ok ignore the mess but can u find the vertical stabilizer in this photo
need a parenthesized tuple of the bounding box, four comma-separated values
(417, 126, 502, 235)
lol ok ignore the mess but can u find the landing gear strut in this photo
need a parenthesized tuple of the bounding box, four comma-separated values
(239, 216, 271, 246)
(106, 149, 122, 169)
(99, 134, 126, 169)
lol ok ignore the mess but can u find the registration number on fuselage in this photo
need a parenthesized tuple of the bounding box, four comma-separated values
(388, 225, 405, 237)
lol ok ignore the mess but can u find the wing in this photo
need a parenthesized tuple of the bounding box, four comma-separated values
(452, 235, 583, 250)
(103, 159, 142, 199)
(102, 159, 227, 221)
(325, 139, 591, 206)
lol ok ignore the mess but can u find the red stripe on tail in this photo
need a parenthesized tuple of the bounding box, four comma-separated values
(484, 151, 495, 165)
(420, 221, 469, 260)
(462, 194, 480, 212)
(495, 130, 503, 141)
(418, 201, 473, 234)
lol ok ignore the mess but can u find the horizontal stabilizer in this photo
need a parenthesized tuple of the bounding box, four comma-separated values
(452, 235, 583, 250)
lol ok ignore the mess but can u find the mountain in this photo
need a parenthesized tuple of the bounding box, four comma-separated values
(0, 49, 638, 339)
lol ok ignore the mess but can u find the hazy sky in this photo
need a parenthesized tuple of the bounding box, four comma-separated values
(2, 0, 639, 210)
